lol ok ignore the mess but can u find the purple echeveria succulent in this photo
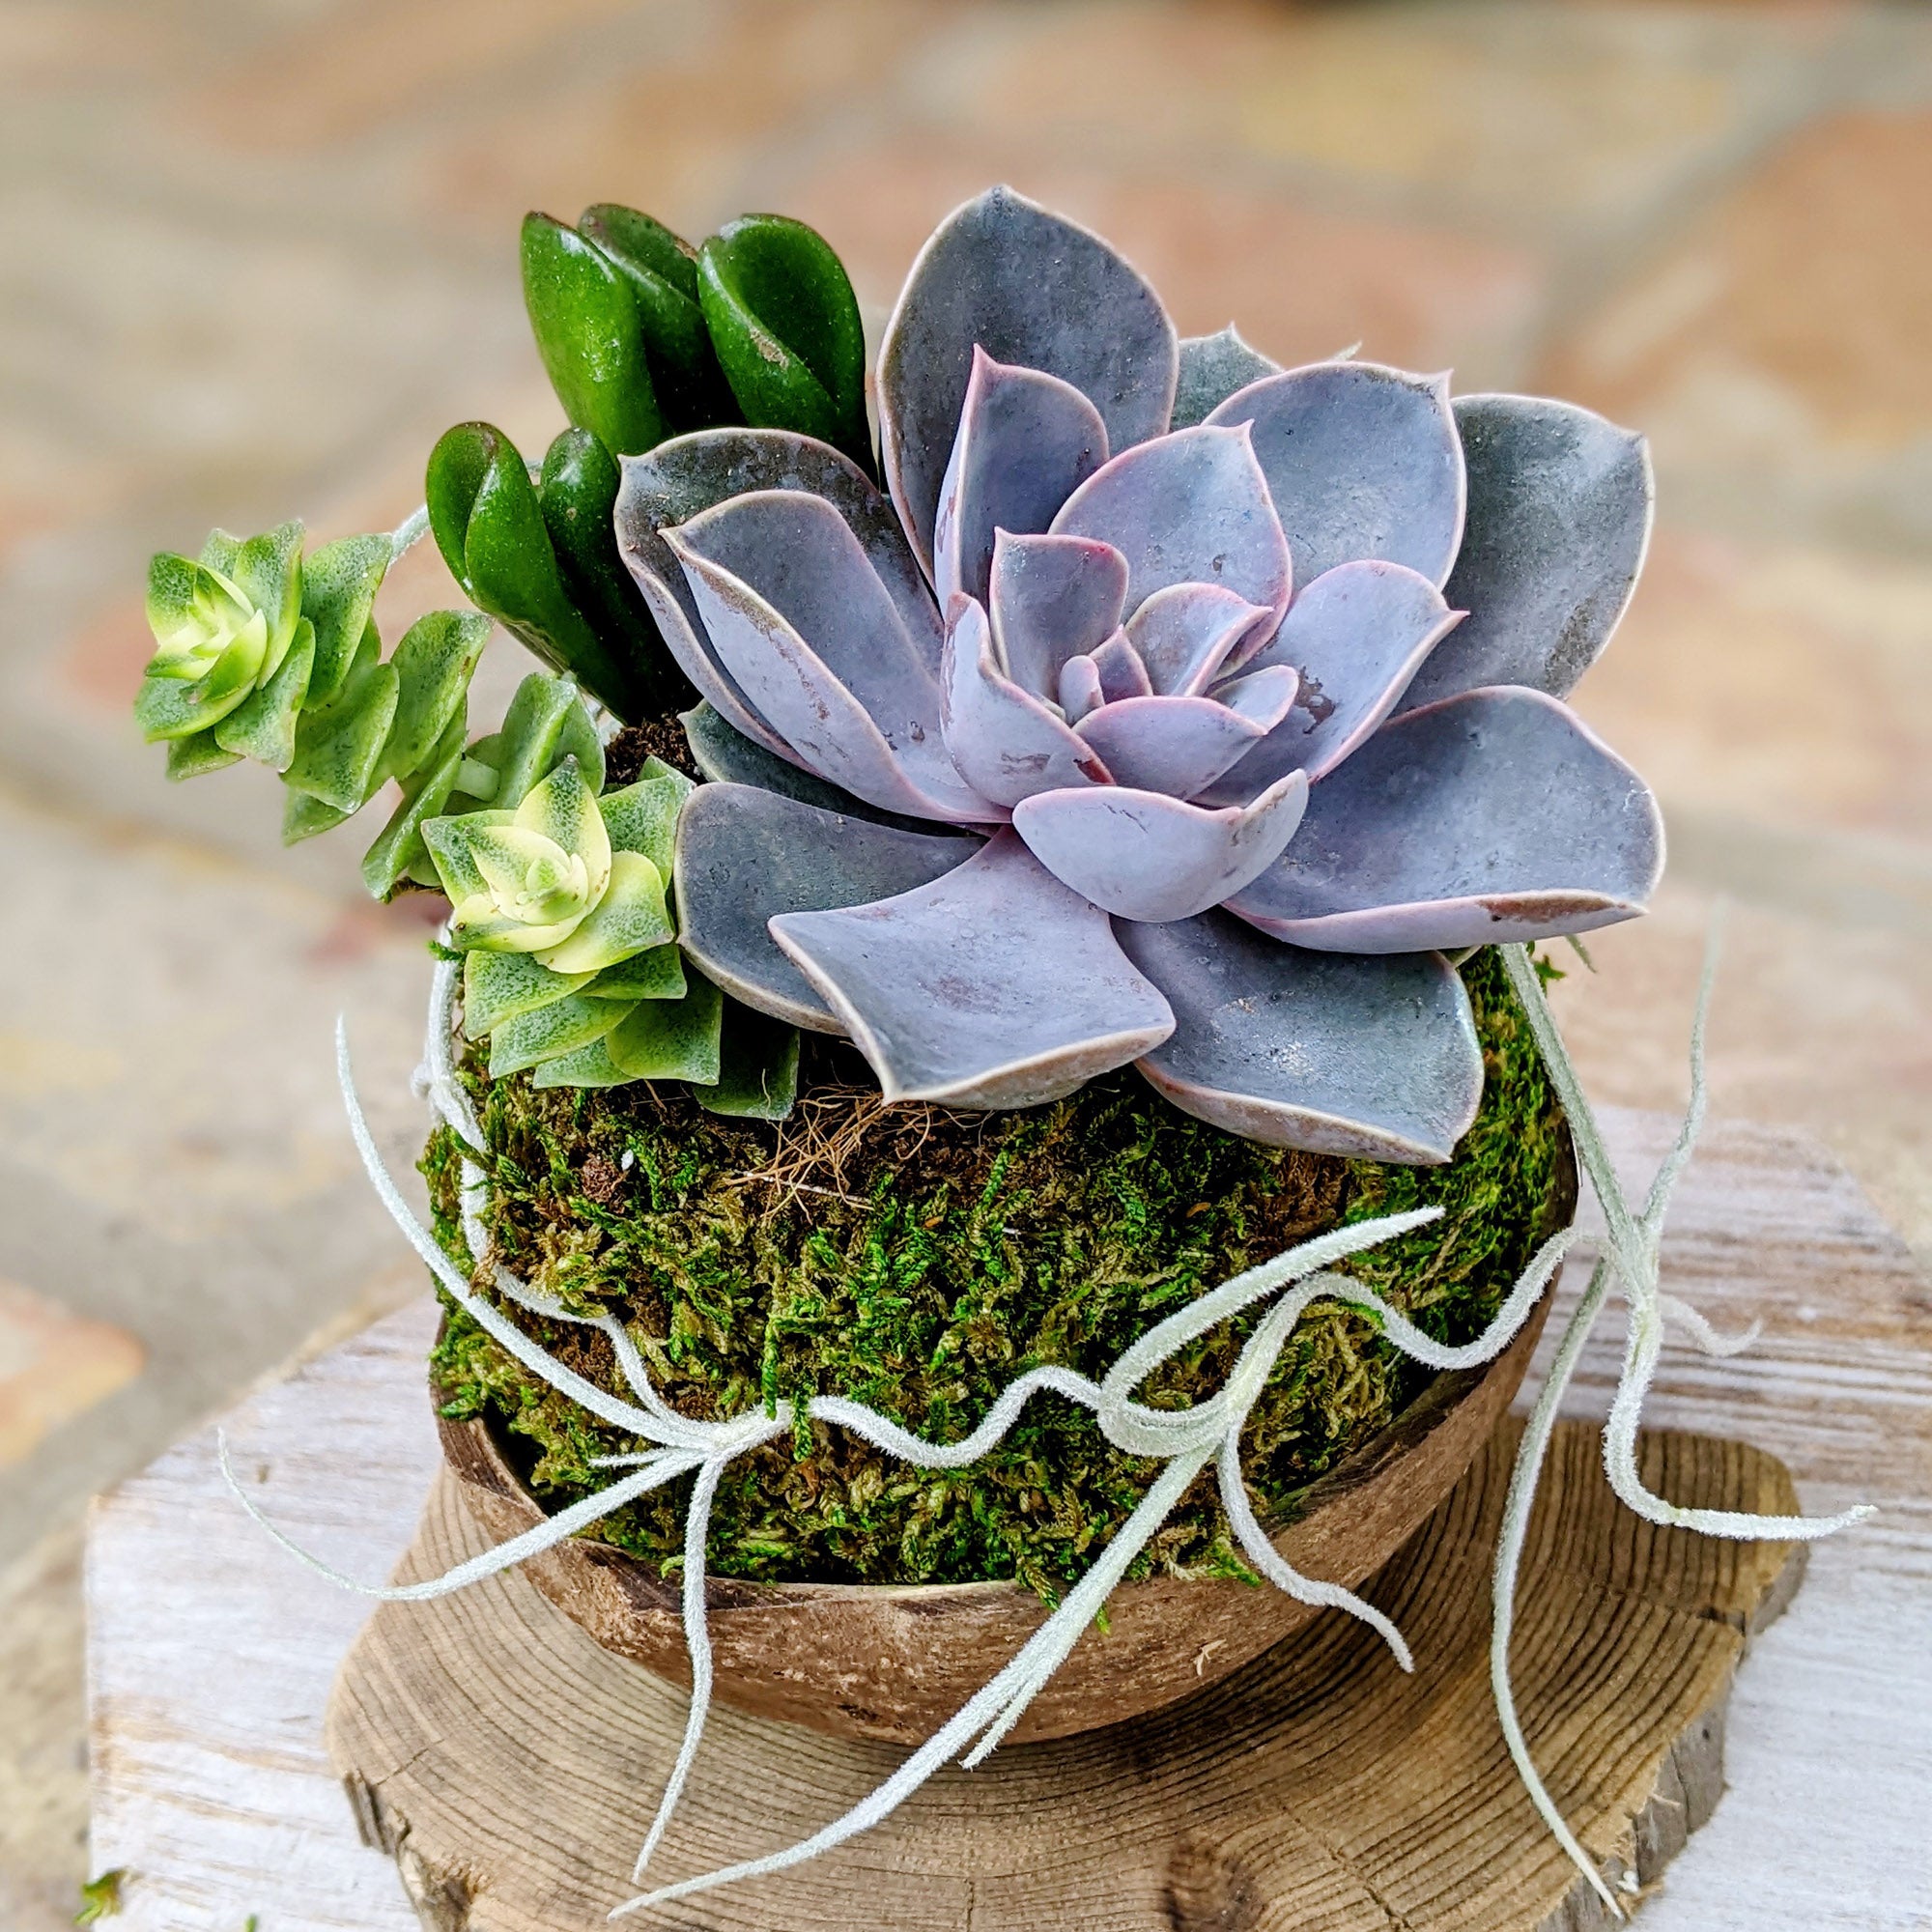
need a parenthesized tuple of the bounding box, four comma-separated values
(614, 186, 1662, 1163)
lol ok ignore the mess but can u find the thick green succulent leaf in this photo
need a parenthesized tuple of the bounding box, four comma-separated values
(604, 973, 723, 1083)
(697, 215, 869, 466)
(692, 999, 800, 1119)
(488, 990, 626, 1077)
(491, 672, 604, 809)
(463, 947, 591, 1035)
(579, 203, 700, 301)
(384, 610, 492, 781)
(521, 213, 666, 456)
(226, 520, 304, 678)
(536, 850, 671, 974)
(282, 784, 353, 844)
(427, 422, 637, 712)
(580, 204, 736, 431)
(598, 772, 689, 877)
(165, 727, 242, 781)
(582, 943, 685, 1002)
(283, 639, 400, 812)
(538, 428, 687, 718)
(197, 528, 243, 576)
(144, 552, 256, 678)
(514, 755, 610, 879)
(530, 1032, 639, 1089)
(360, 709, 468, 898)
(213, 615, 315, 768)
(300, 532, 391, 707)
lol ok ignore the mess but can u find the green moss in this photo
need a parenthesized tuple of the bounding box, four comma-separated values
(425, 948, 1568, 1596)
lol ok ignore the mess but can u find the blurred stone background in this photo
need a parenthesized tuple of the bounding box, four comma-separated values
(3, 0, 1930, 1920)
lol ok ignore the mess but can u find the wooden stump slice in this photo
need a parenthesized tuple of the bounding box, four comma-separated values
(326, 1420, 1801, 1932)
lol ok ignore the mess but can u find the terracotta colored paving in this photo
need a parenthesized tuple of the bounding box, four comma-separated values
(3, 1, 1930, 1919)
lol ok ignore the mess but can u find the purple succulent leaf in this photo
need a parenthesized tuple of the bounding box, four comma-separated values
(1118, 911, 1483, 1162)
(934, 349, 1109, 610)
(1204, 663, 1300, 733)
(632, 565, 804, 763)
(940, 594, 1113, 808)
(616, 426, 944, 679)
(1170, 327, 1280, 432)
(665, 517, 1002, 826)
(1058, 654, 1105, 724)
(675, 781, 980, 1032)
(1226, 686, 1663, 952)
(1206, 361, 1465, 589)
(879, 186, 1179, 572)
(1071, 680, 1293, 800)
(988, 530, 1129, 701)
(769, 829, 1176, 1108)
(1124, 581, 1276, 694)
(1050, 423, 1293, 629)
(1199, 560, 1463, 803)
(1011, 771, 1308, 923)
(1400, 395, 1653, 710)
(1089, 631, 1152, 702)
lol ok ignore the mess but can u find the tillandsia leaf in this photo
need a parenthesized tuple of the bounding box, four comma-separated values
(1118, 912, 1484, 1162)
(679, 700, 939, 834)
(212, 615, 315, 768)
(986, 531, 1128, 702)
(522, 212, 667, 456)
(282, 629, 400, 813)
(690, 998, 801, 1119)
(664, 501, 996, 825)
(1011, 771, 1309, 923)
(604, 972, 724, 1083)
(1170, 327, 1280, 431)
(939, 594, 1111, 809)
(769, 830, 1175, 1108)
(464, 947, 593, 1036)
(426, 422, 639, 716)
(933, 348, 1108, 608)
(1049, 424, 1291, 633)
(1227, 688, 1664, 952)
(696, 215, 869, 469)
(1203, 561, 1463, 802)
(299, 532, 390, 706)
(383, 611, 493, 781)
(1207, 361, 1466, 589)
(675, 781, 980, 1031)
(879, 185, 1179, 569)
(1401, 395, 1653, 711)
(539, 428, 694, 717)
(578, 204, 737, 432)
(489, 990, 629, 1077)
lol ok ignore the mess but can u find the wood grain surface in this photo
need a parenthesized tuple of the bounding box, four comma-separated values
(327, 1420, 1800, 1932)
(85, 1110, 1932, 1930)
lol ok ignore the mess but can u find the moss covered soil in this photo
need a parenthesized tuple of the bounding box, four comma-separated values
(426, 948, 1570, 1599)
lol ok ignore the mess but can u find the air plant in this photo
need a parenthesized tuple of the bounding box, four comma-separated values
(619, 186, 1663, 1164)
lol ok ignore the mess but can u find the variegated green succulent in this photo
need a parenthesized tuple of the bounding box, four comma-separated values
(423, 751, 793, 1110)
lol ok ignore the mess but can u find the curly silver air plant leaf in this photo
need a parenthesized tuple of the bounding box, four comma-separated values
(615, 185, 1662, 1164)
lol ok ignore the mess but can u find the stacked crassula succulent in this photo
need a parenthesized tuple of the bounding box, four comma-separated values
(624, 186, 1662, 1162)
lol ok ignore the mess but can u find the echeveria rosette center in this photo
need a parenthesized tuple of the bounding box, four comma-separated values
(623, 185, 1663, 1162)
